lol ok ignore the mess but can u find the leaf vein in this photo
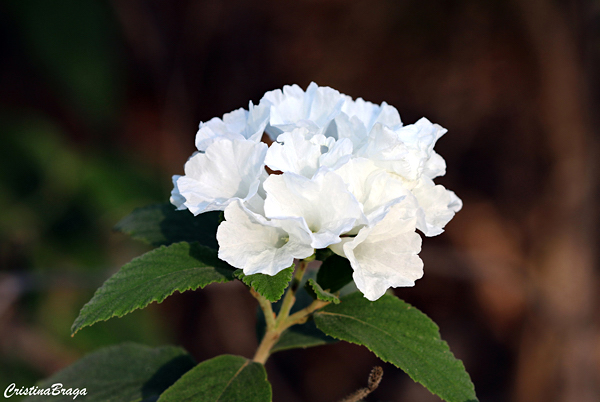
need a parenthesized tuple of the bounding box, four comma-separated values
(101, 266, 225, 296)
(316, 311, 398, 339)
(215, 360, 250, 401)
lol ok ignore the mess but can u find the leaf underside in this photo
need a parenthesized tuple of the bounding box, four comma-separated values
(115, 203, 220, 249)
(316, 254, 354, 293)
(306, 278, 340, 304)
(314, 293, 478, 402)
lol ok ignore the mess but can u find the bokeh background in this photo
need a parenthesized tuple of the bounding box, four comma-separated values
(1, 0, 599, 401)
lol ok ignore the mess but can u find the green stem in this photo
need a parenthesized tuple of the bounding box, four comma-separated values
(275, 259, 309, 326)
(252, 258, 329, 364)
(252, 328, 280, 365)
(281, 299, 329, 332)
(250, 288, 275, 330)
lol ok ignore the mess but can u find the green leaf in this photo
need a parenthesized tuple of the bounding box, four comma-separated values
(316, 254, 354, 293)
(305, 278, 340, 304)
(314, 293, 478, 402)
(72, 242, 235, 335)
(158, 355, 271, 402)
(234, 266, 294, 302)
(315, 248, 333, 261)
(115, 203, 220, 249)
(271, 319, 336, 353)
(24, 343, 195, 402)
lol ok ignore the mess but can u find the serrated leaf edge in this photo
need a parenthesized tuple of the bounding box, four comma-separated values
(306, 279, 340, 304)
(313, 297, 478, 402)
(71, 242, 234, 335)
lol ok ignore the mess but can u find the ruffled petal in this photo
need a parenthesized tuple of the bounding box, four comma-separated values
(169, 175, 187, 210)
(195, 108, 248, 151)
(264, 128, 322, 178)
(333, 113, 369, 153)
(356, 118, 447, 182)
(217, 201, 313, 275)
(195, 102, 269, 151)
(263, 170, 363, 248)
(177, 139, 267, 214)
(343, 204, 423, 301)
(318, 137, 353, 171)
(358, 123, 423, 180)
(263, 82, 344, 137)
(340, 97, 402, 132)
(412, 176, 463, 236)
(422, 151, 446, 179)
(265, 129, 353, 178)
(335, 158, 410, 225)
(306, 83, 345, 128)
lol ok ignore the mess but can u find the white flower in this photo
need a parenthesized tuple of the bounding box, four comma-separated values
(171, 82, 461, 300)
(333, 201, 423, 301)
(264, 128, 323, 177)
(340, 96, 402, 132)
(174, 139, 267, 215)
(328, 96, 402, 150)
(264, 128, 353, 178)
(263, 170, 363, 249)
(357, 118, 446, 181)
(412, 176, 463, 236)
(333, 112, 369, 151)
(261, 82, 345, 138)
(195, 102, 270, 151)
(334, 157, 410, 225)
(170, 175, 186, 210)
(216, 201, 314, 275)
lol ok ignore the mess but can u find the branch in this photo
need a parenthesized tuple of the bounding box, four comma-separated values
(337, 366, 384, 402)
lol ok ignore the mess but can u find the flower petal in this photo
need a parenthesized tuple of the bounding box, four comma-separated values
(412, 177, 463, 236)
(263, 170, 363, 248)
(343, 204, 423, 301)
(217, 201, 313, 275)
(170, 175, 187, 210)
(318, 137, 353, 171)
(341, 96, 402, 131)
(264, 129, 353, 178)
(357, 118, 448, 181)
(335, 158, 410, 225)
(177, 139, 267, 214)
(195, 103, 269, 151)
(263, 82, 344, 137)
(264, 128, 322, 177)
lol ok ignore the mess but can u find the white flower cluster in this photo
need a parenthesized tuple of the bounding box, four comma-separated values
(171, 83, 461, 300)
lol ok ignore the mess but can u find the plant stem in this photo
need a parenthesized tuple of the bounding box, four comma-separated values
(250, 288, 276, 330)
(252, 258, 329, 364)
(337, 366, 384, 402)
(252, 328, 280, 364)
(275, 259, 309, 326)
(281, 299, 329, 332)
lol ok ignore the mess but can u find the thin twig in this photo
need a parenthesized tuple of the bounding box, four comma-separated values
(281, 299, 330, 331)
(337, 366, 384, 402)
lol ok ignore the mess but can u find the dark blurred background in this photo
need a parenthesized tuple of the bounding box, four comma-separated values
(1, 0, 599, 401)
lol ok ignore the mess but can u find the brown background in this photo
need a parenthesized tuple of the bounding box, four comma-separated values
(1, 0, 599, 401)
